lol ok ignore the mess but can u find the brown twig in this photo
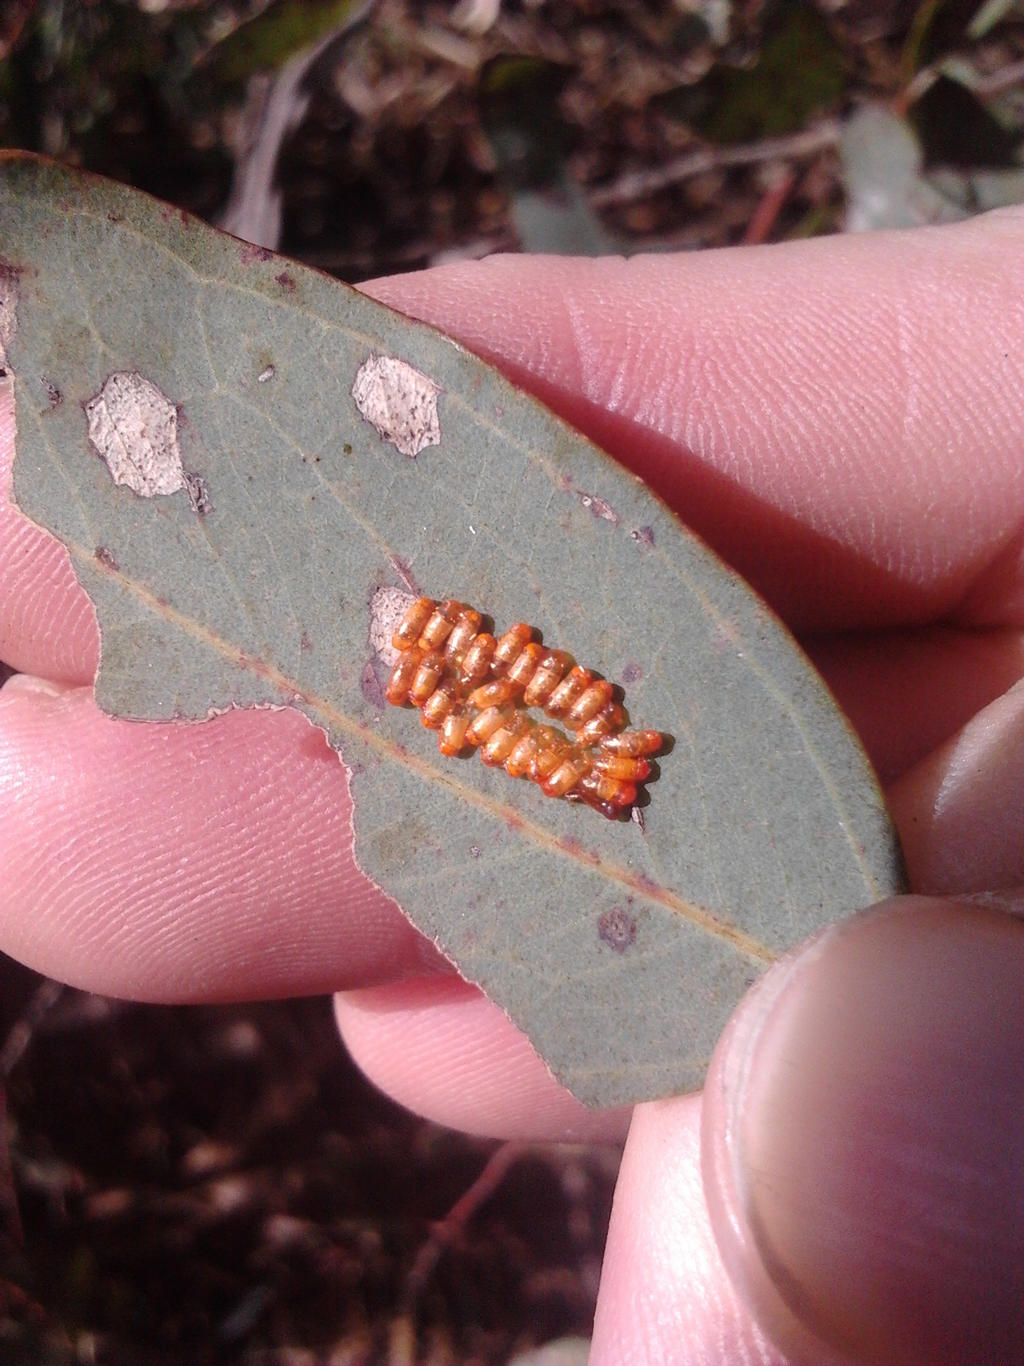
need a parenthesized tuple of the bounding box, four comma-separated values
(743, 167, 798, 245)
(390, 1140, 528, 1365)
(588, 122, 841, 209)
(970, 56, 1024, 99)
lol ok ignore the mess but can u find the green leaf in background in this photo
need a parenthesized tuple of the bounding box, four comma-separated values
(1, 155, 904, 1106)
(201, 0, 373, 84)
(692, 6, 847, 145)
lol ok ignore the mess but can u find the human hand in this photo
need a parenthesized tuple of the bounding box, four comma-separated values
(351, 221, 1024, 1364)
(3, 213, 1024, 1362)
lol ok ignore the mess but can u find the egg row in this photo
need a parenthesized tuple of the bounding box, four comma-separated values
(385, 597, 661, 819)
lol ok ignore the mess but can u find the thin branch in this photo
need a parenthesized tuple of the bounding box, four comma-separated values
(589, 121, 841, 209)
(389, 1140, 528, 1364)
(973, 56, 1024, 99)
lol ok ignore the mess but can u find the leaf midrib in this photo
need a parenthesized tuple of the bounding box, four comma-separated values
(72, 540, 776, 964)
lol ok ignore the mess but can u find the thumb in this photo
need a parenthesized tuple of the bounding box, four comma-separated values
(701, 893, 1024, 1366)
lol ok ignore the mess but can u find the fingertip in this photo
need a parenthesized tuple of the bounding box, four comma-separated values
(702, 895, 1024, 1366)
(335, 977, 631, 1144)
(363, 234, 1024, 631)
(888, 677, 1024, 894)
(0, 684, 437, 997)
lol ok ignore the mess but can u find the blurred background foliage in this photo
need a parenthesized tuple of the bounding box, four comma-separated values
(1, 0, 1022, 276)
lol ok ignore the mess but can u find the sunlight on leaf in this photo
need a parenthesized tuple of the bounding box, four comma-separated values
(2, 155, 904, 1105)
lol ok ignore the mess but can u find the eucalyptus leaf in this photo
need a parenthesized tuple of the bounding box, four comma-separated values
(1, 154, 904, 1106)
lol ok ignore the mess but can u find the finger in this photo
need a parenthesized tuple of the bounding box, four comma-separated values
(807, 625, 1024, 783)
(337, 619, 1024, 1147)
(6, 219, 1024, 686)
(888, 677, 1024, 894)
(701, 895, 1024, 1366)
(0, 675, 446, 997)
(589, 1096, 788, 1365)
(0, 380, 98, 682)
(334, 976, 631, 1144)
(364, 212, 1024, 632)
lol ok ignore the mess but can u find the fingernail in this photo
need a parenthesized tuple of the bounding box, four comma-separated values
(702, 894, 1024, 1366)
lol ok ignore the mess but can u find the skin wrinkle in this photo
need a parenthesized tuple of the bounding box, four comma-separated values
(569, 270, 697, 435)
(816, 303, 918, 526)
(604, 313, 651, 423)
(545, 251, 1015, 605)
(888, 290, 1015, 593)
(0, 679, 445, 997)
(557, 281, 599, 407)
(664, 265, 817, 493)
(894, 301, 919, 459)
(729, 359, 793, 493)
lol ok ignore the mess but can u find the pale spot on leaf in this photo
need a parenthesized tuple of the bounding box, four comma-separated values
(351, 353, 441, 458)
(85, 371, 184, 498)
(579, 491, 619, 524)
(369, 586, 416, 667)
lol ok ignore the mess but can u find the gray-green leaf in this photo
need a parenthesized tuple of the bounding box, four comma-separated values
(1, 154, 904, 1106)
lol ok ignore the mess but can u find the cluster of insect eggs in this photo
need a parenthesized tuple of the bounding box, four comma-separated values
(385, 597, 661, 819)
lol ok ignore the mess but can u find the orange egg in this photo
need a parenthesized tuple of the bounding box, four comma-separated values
(418, 599, 465, 650)
(457, 631, 495, 687)
(385, 649, 421, 705)
(445, 608, 484, 663)
(544, 665, 592, 717)
(523, 649, 573, 707)
(599, 729, 662, 758)
(409, 650, 446, 706)
(438, 708, 471, 756)
(392, 597, 435, 651)
(492, 623, 534, 671)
